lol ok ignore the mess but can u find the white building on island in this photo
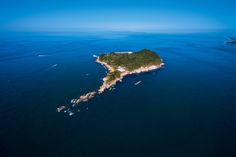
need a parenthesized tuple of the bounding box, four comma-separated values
(115, 51, 133, 54)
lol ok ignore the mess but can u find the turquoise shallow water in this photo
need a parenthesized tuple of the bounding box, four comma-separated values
(0, 32, 236, 157)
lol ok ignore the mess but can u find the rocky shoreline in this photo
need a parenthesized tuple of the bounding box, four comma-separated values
(96, 56, 164, 93)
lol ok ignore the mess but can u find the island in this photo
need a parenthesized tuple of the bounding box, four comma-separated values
(96, 49, 164, 93)
(226, 37, 236, 44)
(58, 49, 164, 113)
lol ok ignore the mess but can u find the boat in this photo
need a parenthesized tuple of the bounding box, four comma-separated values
(134, 81, 142, 85)
(51, 64, 58, 68)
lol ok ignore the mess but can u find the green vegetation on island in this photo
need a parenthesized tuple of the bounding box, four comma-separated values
(99, 49, 162, 71)
(106, 70, 121, 83)
(98, 49, 163, 84)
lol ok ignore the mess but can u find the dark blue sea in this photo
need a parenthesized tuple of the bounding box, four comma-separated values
(0, 31, 236, 157)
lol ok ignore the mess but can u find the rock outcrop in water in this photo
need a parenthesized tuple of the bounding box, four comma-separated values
(70, 91, 97, 104)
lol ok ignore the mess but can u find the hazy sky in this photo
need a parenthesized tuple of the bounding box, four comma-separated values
(1, 0, 236, 32)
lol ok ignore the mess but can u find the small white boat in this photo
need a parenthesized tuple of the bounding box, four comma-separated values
(50, 64, 58, 68)
(134, 81, 142, 86)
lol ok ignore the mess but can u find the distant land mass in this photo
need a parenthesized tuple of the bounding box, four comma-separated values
(226, 37, 236, 44)
(58, 49, 164, 114)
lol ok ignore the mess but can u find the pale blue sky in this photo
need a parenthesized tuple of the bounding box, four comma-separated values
(1, 0, 235, 32)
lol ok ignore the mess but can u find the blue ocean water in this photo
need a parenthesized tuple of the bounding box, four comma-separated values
(0, 32, 236, 157)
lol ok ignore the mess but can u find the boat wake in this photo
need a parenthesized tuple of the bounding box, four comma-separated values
(38, 54, 49, 57)
(50, 64, 58, 68)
